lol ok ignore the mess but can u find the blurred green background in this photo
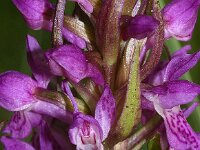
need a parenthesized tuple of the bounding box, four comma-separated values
(0, 0, 200, 149)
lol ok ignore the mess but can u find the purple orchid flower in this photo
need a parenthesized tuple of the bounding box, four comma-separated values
(62, 82, 115, 149)
(0, 35, 71, 123)
(0, 36, 77, 149)
(12, 0, 87, 48)
(142, 46, 200, 149)
(45, 44, 104, 86)
(0, 36, 73, 148)
(162, 0, 200, 41)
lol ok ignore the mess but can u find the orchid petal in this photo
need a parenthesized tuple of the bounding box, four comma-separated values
(46, 45, 104, 85)
(71, 0, 93, 13)
(162, 0, 200, 41)
(184, 102, 199, 118)
(95, 85, 116, 140)
(145, 45, 200, 85)
(0, 71, 38, 111)
(39, 121, 59, 150)
(26, 35, 52, 88)
(164, 49, 200, 82)
(2, 111, 41, 139)
(164, 107, 200, 150)
(46, 45, 88, 83)
(1, 136, 35, 150)
(144, 80, 200, 109)
(12, 0, 53, 30)
(3, 112, 32, 139)
(62, 28, 86, 49)
(122, 15, 159, 40)
(31, 101, 73, 124)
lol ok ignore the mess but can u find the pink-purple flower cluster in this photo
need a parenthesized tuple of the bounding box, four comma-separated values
(0, 0, 200, 149)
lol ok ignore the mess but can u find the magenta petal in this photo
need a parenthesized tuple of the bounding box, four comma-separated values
(46, 45, 88, 83)
(46, 45, 104, 85)
(71, 0, 93, 13)
(39, 121, 58, 150)
(26, 35, 52, 88)
(2, 111, 41, 139)
(0, 71, 38, 111)
(184, 102, 199, 118)
(31, 101, 73, 124)
(164, 49, 200, 81)
(12, 0, 53, 30)
(171, 45, 192, 58)
(69, 113, 103, 150)
(148, 80, 200, 109)
(145, 45, 198, 85)
(163, 0, 200, 41)
(62, 81, 79, 113)
(164, 107, 200, 149)
(1, 136, 35, 150)
(86, 63, 104, 86)
(95, 85, 116, 140)
(62, 28, 86, 49)
(122, 15, 159, 40)
(3, 112, 32, 139)
(38, 120, 74, 150)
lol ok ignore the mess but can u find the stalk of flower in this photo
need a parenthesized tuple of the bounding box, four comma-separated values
(1, 0, 200, 149)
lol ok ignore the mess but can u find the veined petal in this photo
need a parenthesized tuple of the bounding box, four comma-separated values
(95, 85, 116, 140)
(31, 101, 73, 124)
(163, 107, 200, 150)
(69, 113, 103, 150)
(26, 35, 52, 88)
(164, 49, 200, 82)
(144, 80, 200, 109)
(0, 71, 38, 111)
(2, 111, 41, 139)
(46, 45, 88, 83)
(121, 15, 159, 40)
(162, 0, 200, 41)
(62, 28, 86, 49)
(1, 136, 35, 150)
(3, 112, 32, 139)
(145, 45, 199, 85)
(39, 121, 60, 150)
(46, 45, 104, 85)
(12, 0, 54, 30)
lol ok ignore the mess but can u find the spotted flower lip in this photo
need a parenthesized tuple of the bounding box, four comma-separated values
(162, 0, 200, 41)
(142, 45, 200, 149)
